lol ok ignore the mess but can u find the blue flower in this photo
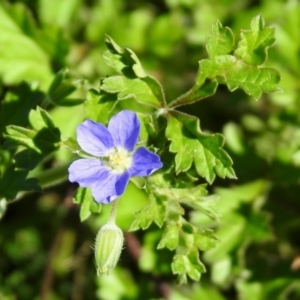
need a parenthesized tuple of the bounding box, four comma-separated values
(68, 110, 163, 204)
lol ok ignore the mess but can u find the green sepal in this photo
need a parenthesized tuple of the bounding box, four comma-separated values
(95, 223, 124, 275)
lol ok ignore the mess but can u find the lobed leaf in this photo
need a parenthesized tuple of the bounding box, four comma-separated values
(102, 35, 166, 108)
(166, 111, 236, 183)
(157, 224, 179, 250)
(129, 194, 166, 231)
(101, 76, 161, 108)
(194, 230, 219, 251)
(197, 55, 281, 99)
(206, 21, 234, 58)
(171, 247, 206, 284)
(168, 15, 281, 108)
(234, 15, 276, 65)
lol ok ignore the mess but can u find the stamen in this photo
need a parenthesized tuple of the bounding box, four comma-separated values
(108, 148, 132, 172)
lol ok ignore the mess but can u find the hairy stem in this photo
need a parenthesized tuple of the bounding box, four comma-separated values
(107, 198, 119, 224)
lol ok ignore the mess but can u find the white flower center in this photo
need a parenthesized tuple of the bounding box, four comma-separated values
(108, 148, 132, 172)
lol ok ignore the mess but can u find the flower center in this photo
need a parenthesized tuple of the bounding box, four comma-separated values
(108, 148, 132, 172)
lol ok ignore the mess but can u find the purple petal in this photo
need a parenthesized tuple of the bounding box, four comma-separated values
(91, 172, 130, 204)
(68, 158, 107, 186)
(77, 120, 114, 156)
(108, 110, 140, 151)
(129, 147, 163, 177)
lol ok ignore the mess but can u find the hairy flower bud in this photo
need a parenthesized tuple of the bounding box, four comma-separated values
(94, 223, 124, 275)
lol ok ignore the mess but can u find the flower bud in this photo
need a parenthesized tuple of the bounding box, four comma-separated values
(94, 223, 124, 275)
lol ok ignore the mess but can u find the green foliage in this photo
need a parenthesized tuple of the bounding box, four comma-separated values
(1, 106, 61, 200)
(1, 0, 299, 299)
(2, 10, 282, 284)
(0, 2, 53, 87)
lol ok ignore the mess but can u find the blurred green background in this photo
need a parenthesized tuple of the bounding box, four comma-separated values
(1, 0, 300, 299)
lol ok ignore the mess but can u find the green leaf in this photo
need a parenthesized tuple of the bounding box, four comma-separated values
(156, 185, 219, 220)
(171, 247, 206, 283)
(168, 15, 281, 107)
(166, 111, 236, 183)
(101, 76, 161, 108)
(84, 89, 116, 124)
(39, 0, 80, 28)
(206, 21, 235, 58)
(0, 165, 42, 200)
(194, 229, 219, 251)
(204, 213, 246, 262)
(103, 35, 146, 77)
(215, 180, 269, 213)
(180, 222, 195, 249)
(234, 15, 276, 65)
(4, 106, 60, 156)
(46, 69, 85, 106)
(157, 224, 179, 250)
(0, 82, 43, 132)
(197, 56, 281, 99)
(165, 197, 184, 223)
(0, 2, 52, 87)
(5, 126, 38, 151)
(13, 149, 49, 170)
(129, 194, 166, 231)
(29, 107, 56, 132)
(102, 35, 166, 107)
(244, 210, 273, 242)
(73, 187, 101, 222)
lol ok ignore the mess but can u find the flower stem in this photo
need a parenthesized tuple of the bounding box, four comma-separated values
(107, 199, 119, 225)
